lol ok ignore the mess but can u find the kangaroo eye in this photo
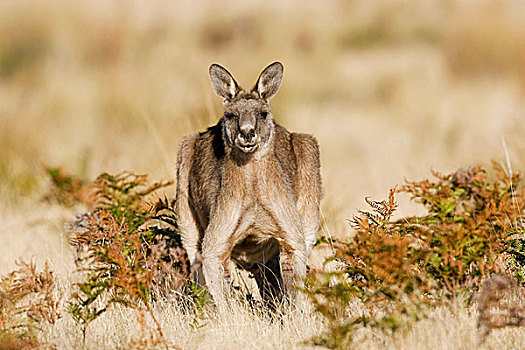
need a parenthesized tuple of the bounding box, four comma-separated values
(224, 113, 237, 120)
(259, 112, 268, 119)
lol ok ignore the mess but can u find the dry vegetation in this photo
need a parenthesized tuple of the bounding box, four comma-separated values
(307, 163, 525, 348)
(2, 0, 525, 349)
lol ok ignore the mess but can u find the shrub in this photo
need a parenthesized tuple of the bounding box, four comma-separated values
(67, 172, 187, 349)
(307, 162, 525, 348)
(0, 259, 60, 349)
(306, 188, 432, 348)
(400, 162, 525, 294)
(42, 166, 92, 207)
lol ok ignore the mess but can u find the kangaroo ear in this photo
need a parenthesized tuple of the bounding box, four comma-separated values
(252, 62, 283, 100)
(209, 64, 240, 100)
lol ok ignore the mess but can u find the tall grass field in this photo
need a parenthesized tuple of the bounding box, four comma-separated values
(1, 1, 525, 349)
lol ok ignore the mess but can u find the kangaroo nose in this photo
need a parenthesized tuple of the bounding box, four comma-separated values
(240, 125, 255, 140)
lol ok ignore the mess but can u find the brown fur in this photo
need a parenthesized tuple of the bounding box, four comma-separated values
(175, 62, 322, 307)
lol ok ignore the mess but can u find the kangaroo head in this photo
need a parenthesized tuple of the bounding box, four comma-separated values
(209, 62, 283, 154)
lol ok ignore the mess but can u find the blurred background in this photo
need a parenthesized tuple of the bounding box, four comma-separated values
(1, 0, 525, 244)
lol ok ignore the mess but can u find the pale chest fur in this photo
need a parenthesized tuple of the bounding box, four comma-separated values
(225, 156, 288, 267)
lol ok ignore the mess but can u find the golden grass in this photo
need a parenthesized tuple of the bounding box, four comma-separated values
(443, 1, 525, 89)
(2, 207, 525, 348)
(2, 0, 525, 348)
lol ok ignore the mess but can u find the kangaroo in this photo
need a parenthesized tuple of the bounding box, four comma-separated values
(175, 62, 322, 308)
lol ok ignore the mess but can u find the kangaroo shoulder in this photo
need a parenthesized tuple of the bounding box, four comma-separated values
(177, 121, 225, 164)
(290, 132, 320, 165)
(273, 125, 321, 185)
(272, 124, 320, 167)
(176, 134, 198, 165)
(290, 132, 322, 199)
(198, 121, 225, 160)
(273, 124, 294, 165)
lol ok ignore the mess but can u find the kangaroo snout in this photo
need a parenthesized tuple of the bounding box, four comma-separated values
(237, 133, 259, 153)
(237, 117, 259, 152)
(239, 124, 255, 141)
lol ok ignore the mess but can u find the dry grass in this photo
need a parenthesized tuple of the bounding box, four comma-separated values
(1, 208, 525, 349)
(443, 1, 525, 90)
(2, 0, 525, 348)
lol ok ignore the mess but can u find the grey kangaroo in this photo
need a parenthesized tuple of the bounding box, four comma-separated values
(175, 62, 322, 308)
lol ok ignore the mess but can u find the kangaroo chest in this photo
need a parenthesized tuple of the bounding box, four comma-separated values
(236, 160, 281, 234)
(227, 158, 288, 267)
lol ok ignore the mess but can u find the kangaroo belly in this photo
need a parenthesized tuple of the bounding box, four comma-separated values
(230, 205, 281, 269)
